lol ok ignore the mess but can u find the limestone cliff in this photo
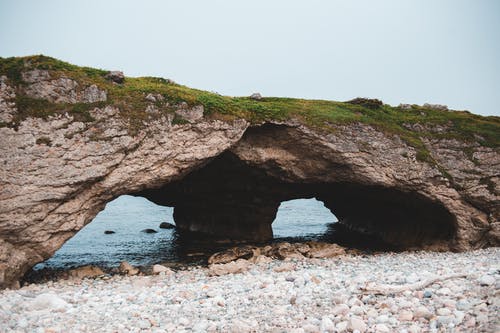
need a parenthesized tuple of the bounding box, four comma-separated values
(0, 55, 498, 289)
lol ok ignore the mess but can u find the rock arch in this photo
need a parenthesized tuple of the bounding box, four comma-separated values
(0, 58, 498, 288)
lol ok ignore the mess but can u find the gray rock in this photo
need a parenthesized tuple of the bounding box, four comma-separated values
(423, 103, 448, 111)
(175, 104, 204, 123)
(477, 274, 495, 286)
(105, 71, 125, 84)
(81, 84, 107, 103)
(250, 92, 262, 100)
(27, 293, 71, 311)
(348, 316, 367, 333)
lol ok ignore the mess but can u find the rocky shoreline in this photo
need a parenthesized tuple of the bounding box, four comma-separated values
(1, 247, 498, 332)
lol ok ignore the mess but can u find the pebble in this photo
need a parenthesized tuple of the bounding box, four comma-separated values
(0, 248, 497, 332)
(477, 274, 495, 286)
(348, 316, 367, 333)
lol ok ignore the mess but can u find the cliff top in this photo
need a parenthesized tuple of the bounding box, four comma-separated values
(1, 55, 499, 158)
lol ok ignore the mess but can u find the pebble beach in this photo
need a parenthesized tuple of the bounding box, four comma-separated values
(1, 248, 498, 333)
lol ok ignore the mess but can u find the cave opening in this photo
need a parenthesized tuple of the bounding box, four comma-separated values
(24, 148, 458, 284)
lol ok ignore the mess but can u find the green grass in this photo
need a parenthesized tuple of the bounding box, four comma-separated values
(1, 55, 499, 155)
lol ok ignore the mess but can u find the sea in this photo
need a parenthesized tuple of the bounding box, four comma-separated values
(34, 195, 337, 270)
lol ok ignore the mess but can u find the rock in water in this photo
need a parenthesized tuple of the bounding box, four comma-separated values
(104, 230, 115, 234)
(141, 229, 157, 234)
(159, 222, 175, 229)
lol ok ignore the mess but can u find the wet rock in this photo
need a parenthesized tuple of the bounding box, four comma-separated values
(307, 242, 346, 258)
(208, 246, 258, 265)
(68, 266, 104, 280)
(141, 229, 157, 234)
(104, 230, 115, 234)
(118, 261, 139, 276)
(159, 222, 175, 229)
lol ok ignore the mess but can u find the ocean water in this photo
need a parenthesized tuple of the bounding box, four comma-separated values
(34, 195, 337, 270)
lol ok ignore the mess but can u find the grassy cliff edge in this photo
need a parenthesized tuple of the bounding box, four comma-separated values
(1, 55, 498, 158)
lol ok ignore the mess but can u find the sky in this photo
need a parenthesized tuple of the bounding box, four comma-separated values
(0, 0, 499, 116)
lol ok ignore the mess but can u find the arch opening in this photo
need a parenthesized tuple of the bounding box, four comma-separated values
(23, 150, 458, 284)
(272, 198, 337, 239)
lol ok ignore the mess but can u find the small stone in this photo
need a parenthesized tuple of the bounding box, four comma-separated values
(456, 300, 470, 311)
(104, 230, 115, 234)
(320, 316, 335, 332)
(414, 306, 432, 319)
(336, 321, 348, 332)
(398, 310, 413, 321)
(436, 315, 454, 327)
(138, 319, 151, 329)
(374, 323, 390, 333)
(436, 307, 451, 316)
(181, 318, 192, 326)
(348, 316, 366, 333)
(302, 323, 319, 333)
(423, 290, 432, 298)
(332, 304, 350, 316)
(477, 274, 495, 286)
(141, 228, 157, 233)
(376, 314, 389, 323)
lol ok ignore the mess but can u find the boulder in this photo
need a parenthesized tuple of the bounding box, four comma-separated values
(118, 261, 139, 276)
(105, 71, 125, 84)
(68, 265, 104, 279)
(250, 92, 262, 100)
(208, 259, 251, 276)
(152, 264, 173, 275)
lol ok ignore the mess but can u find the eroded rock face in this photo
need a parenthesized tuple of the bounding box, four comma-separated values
(0, 67, 498, 289)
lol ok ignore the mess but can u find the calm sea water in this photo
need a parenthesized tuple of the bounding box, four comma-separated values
(34, 195, 337, 270)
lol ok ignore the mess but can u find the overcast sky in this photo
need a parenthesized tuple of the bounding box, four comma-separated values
(1, 0, 499, 116)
